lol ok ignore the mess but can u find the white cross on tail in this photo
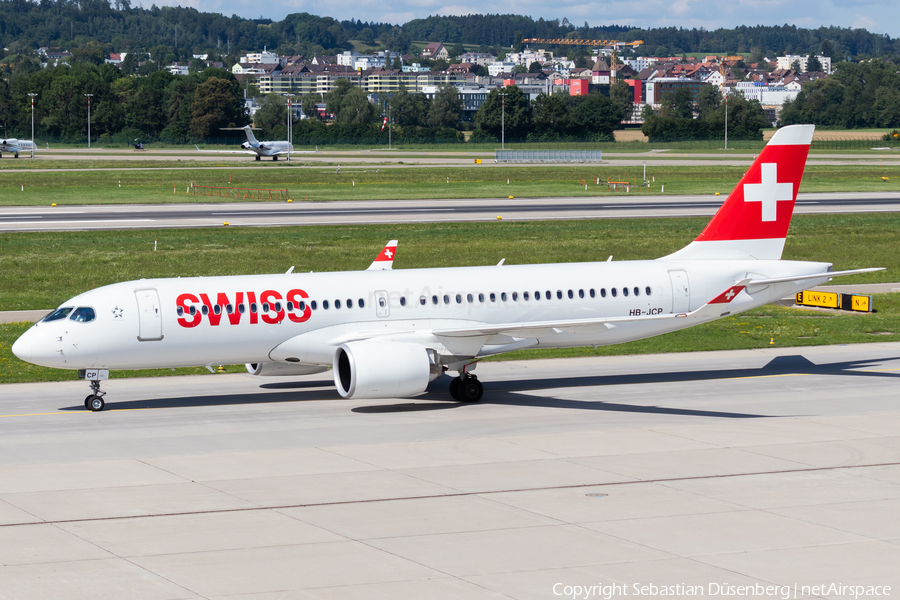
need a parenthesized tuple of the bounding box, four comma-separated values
(743, 163, 793, 222)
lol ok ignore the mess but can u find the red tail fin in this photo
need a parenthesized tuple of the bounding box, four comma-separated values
(664, 124, 814, 260)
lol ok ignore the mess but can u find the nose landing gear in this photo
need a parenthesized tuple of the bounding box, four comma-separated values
(84, 379, 106, 411)
(79, 370, 109, 411)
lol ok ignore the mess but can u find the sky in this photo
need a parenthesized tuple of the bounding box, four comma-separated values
(150, 0, 900, 39)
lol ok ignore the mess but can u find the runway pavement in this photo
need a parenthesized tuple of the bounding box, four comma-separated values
(2, 191, 899, 232)
(1, 343, 899, 599)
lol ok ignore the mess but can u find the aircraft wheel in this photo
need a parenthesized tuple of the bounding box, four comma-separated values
(273, 156, 278, 161)
(459, 377, 483, 402)
(449, 377, 461, 400)
(84, 395, 94, 410)
(88, 395, 105, 412)
(15, 153, 19, 158)
(255, 155, 261, 161)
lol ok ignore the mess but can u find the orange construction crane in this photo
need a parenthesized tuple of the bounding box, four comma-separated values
(522, 38, 644, 84)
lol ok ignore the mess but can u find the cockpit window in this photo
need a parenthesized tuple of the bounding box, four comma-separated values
(69, 307, 96, 322)
(43, 307, 73, 322)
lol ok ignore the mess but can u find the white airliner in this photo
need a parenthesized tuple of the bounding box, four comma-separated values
(195, 125, 310, 161)
(13, 125, 883, 411)
(0, 138, 38, 158)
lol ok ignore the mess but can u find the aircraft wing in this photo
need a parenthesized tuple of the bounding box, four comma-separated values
(194, 145, 258, 156)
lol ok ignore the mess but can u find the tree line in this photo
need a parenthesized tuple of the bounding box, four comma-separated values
(0, 59, 247, 142)
(1, 1, 897, 68)
(641, 86, 770, 141)
(779, 60, 900, 128)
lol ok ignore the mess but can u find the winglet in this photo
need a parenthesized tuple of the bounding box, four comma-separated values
(367, 240, 398, 271)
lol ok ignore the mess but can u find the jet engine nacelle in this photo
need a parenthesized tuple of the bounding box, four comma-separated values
(333, 341, 438, 399)
(1, 139, 17, 145)
(245, 362, 328, 377)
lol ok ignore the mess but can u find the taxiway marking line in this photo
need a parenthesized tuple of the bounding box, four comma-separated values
(2, 459, 898, 529)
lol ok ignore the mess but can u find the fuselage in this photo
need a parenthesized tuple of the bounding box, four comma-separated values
(12, 257, 833, 372)
(243, 140, 294, 157)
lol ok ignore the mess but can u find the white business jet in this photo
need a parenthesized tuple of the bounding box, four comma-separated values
(0, 137, 38, 158)
(13, 125, 883, 411)
(195, 125, 311, 161)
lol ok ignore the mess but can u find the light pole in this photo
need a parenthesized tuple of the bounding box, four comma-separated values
(388, 101, 392, 150)
(724, 92, 728, 151)
(84, 94, 93, 148)
(499, 91, 507, 150)
(27, 93, 37, 158)
(286, 95, 293, 161)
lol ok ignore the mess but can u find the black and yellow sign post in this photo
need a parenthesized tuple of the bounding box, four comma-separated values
(796, 291, 873, 313)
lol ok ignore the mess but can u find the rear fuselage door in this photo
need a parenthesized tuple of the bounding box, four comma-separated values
(135, 289, 163, 341)
(668, 270, 690, 313)
(374, 290, 390, 318)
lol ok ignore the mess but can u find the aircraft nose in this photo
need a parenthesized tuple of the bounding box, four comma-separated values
(11, 333, 31, 362)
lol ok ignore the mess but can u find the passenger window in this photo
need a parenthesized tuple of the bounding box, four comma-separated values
(512, 291, 518, 301)
(177, 306, 184, 317)
(420, 296, 426, 305)
(567, 290, 573, 299)
(399, 297, 406, 306)
(611, 288, 618, 297)
(524, 291, 530, 300)
(311, 301, 318, 310)
(323, 300, 330, 309)
(634, 287, 640, 296)
(467, 293, 473, 303)
(456, 294, 462, 304)
(250, 303, 257, 313)
(490, 293, 496, 302)
(589, 289, 595, 298)
(545, 291, 551, 300)
(347, 299, 353, 308)
(534, 291, 540, 301)
(335, 300, 341, 309)
(298, 301, 306, 311)
(189, 306, 197, 315)
(213, 304, 222, 315)
(557, 290, 563, 299)
(69, 307, 96, 322)
(43, 307, 73, 322)
(226, 304, 234, 314)
(478, 293, 485, 302)
(600, 288, 607, 298)
(501, 292, 507, 301)
(202, 305, 210, 315)
(378, 298, 385, 307)
(443, 294, 450, 304)
(359, 299, 365, 308)
(578, 289, 584, 299)
(238, 303, 246, 314)
(623, 288, 629, 297)
(432, 295, 438, 305)
(275, 302, 282, 312)
(645, 286, 652, 296)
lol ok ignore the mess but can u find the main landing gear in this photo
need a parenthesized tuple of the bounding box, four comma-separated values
(255, 155, 261, 161)
(84, 379, 106, 412)
(449, 373, 483, 402)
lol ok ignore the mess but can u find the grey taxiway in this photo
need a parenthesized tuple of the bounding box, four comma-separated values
(1, 343, 899, 599)
(1, 191, 899, 232)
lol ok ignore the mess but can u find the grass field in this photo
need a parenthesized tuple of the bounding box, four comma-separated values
(1, 163, 899, 206)
(2, 213, 896, 311)
(0, 213, 898, 384)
